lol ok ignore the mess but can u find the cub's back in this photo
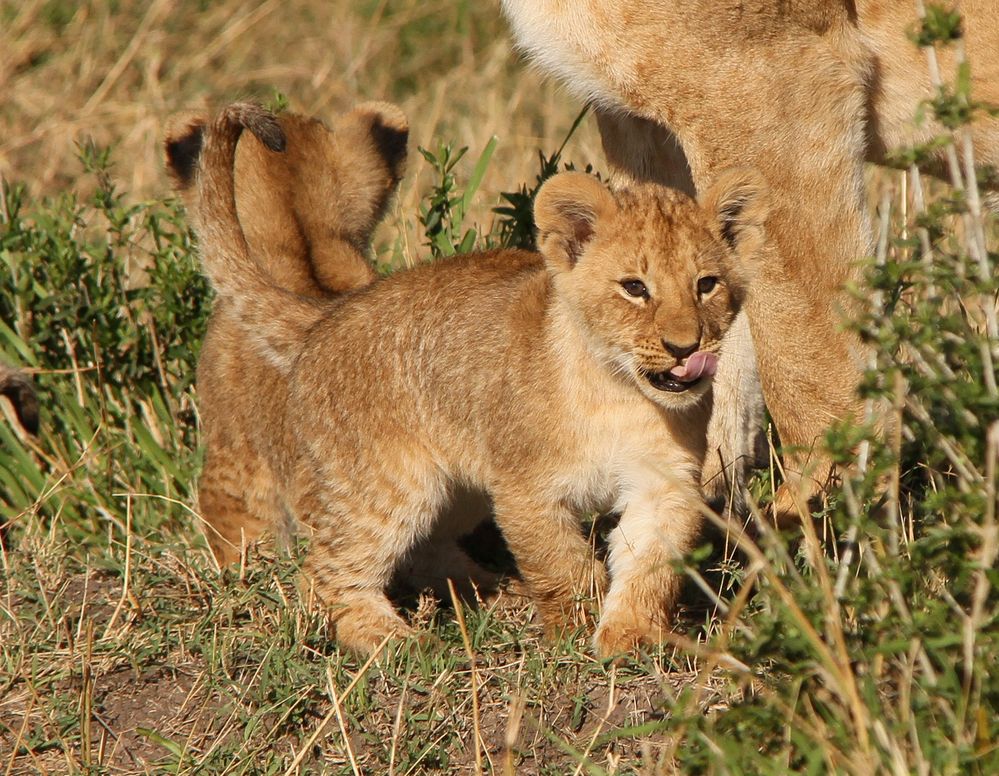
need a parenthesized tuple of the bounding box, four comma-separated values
(292, 248, 549, 424)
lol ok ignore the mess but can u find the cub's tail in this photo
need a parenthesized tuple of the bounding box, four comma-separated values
(195, 103, 325, 371)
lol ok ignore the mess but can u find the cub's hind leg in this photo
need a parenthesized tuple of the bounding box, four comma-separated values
(198, 439, 281, 567)
(295, 466, 450, 654)
(491, 489, 608, 634)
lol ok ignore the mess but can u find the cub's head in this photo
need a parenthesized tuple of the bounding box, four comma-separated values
(535, 169, 769, 409)
(164, 102, 408, 294)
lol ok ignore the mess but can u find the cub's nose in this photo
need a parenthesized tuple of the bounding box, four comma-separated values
(663, 339, 699, 359)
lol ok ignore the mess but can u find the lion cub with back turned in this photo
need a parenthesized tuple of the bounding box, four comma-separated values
(165, 101, 409, 567)
(192, 103, 768, 657)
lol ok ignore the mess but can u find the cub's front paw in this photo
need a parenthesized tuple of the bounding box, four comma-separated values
(534, 558, 609, 638)
(332, 606, 414, 655)
(592, 610, 664, 659)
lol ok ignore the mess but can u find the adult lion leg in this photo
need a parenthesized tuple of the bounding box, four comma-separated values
(620, 34, 873, 525)
(689, 64, 872, 525)
(595, 108, 767, 515)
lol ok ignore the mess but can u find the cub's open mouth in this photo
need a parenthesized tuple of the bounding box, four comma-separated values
(646, 370, 700, 392)
(643, 351, 718, 394)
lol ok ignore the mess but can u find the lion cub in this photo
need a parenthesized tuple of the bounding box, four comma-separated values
(165, 102, 409, 568)
(191, 103, 768, 657)
(166, 101, 408, 298)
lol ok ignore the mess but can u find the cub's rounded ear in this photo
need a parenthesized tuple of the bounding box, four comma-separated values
(164, 111, 209, 191)
(340, 101, 410, 182)
(534, 172, 616, 272)
(0, 363, 39, 436)
(699, 167, 770, 258)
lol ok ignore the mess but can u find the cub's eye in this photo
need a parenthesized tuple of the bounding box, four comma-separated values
(620, 279, 650, 299)
(697, 276, 719, 295)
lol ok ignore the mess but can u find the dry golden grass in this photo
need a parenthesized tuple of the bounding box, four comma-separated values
(1, 0, 602, 258)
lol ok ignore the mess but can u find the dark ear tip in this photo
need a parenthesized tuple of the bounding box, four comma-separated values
(345, 102, 409, 175)
(1, 371, 40, 435)
(164, 121, 205, 187)
(370, 119, 408, 173)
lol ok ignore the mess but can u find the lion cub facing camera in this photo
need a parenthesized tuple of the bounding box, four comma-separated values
(191, 103, 768, 657)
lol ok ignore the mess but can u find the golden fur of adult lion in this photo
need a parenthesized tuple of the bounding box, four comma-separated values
(164, 102, 409, 566)
(184, 102, 770, 657)
(501, 0, 999, 523)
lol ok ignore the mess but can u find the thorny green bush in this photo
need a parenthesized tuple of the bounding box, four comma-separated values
(0, 145, 209, 545)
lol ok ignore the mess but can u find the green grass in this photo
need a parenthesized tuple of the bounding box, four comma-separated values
(2, 7, 998, 775)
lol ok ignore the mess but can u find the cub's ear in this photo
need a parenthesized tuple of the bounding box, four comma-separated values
(534, 172, 616, 272)
(699, 167, 769, 258)
(340, 101, 410, 182)
(164, 111, 209, 192)
(0, 363, 39, 435)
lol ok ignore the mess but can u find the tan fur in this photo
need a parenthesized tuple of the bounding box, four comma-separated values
(183, 103, 770, 656)
(164, 102, 409, 566)
(0, 362, 39, 435)
(165, 102, 408, 297)
(501, 0, 999, 522)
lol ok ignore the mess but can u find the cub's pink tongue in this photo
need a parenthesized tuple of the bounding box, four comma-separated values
(668, 351, 717, 382)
